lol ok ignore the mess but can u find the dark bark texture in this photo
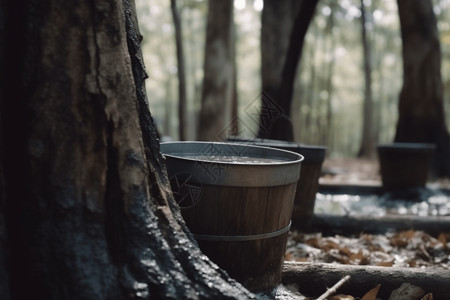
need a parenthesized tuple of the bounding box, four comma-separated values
(258, 0, 319, 141)
(0, 0, 254, 299)
(396, 0, 450, 177)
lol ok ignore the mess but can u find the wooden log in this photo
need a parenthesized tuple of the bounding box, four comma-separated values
(294, 213, 450, 236)
(282, 261, 450, 299)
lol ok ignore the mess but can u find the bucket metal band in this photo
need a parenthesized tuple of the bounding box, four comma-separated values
(192, 221, 292, 242)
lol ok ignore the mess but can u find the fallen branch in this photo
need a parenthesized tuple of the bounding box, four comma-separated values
(316, 275, 350, 300)
(294, 213, 450, 236)
(282, 261, 450, 299)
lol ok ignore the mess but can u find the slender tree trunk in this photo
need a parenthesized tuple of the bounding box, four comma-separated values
(164, 77, 173, 137)
(396, 0, 450, 177)
(358, 0, 375, 158)
(259, 0, 299, 138)
(258, 0, 319, 141)
(304, 24, 319, 144)
(230, 21, 239, 136)
(197, 0, 234, 141)
(323, 7, 336, 146)
(230, 64, 239, 136)
(171, 0, 187, 141)
(0, 0, 254, 298)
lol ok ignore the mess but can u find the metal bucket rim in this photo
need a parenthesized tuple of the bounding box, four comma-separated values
(160, 141, 304, 166)
(227, 136, 327, 150)
(226, 137, 326, 163)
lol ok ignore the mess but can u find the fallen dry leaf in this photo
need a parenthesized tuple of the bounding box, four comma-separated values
(388, 283, 425, 300)
(421, 293, 433, 300)
(361, 284, 380, 300)
(376, 261, 393, 267)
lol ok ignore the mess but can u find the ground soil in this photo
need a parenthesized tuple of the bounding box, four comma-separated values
(320, 157, 382, 185)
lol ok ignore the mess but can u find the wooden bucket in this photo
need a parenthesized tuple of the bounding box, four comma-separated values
(377, 143, 435, 190)
(161, 141, 303, 292)
(228, 137, 326, 230)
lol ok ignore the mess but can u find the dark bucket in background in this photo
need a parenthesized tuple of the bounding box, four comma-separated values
(227, 137, 326, 230)
(161, 141, 303, 292)
(377, 143, 436, 190)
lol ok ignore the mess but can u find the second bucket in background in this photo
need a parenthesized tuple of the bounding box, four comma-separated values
(227, 137, 326, 230)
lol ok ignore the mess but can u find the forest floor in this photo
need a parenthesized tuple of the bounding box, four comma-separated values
(319, 157, 450, 188)
(319, 157, 383, 186)
(286, 157, 450, 269)
(283, 157, 450, 298)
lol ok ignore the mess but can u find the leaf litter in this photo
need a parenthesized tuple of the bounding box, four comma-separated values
(283, 230, 450, 299)
(286, 229, 450, 269)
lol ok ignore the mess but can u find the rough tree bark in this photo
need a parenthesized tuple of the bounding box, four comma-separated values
(258, 0, 319, 141)
(197, 0, 234, 141)
(0, 0, 254, 299)
(396, 0, 450, 177)
(170, 0, 187, 141)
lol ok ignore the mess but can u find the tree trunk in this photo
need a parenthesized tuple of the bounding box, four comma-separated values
(303, 24, 318, 144)
(230, 57, 239, 136)
(259, 0, 299, 138)
(323, 7, 336, 147)
(170, 0, 187, 141)
(258, 0, 319, 141)
(164, 77, 174, 137)
(230, 21, 239, 137)
(197, 0, 234, 141)
(358, 0, 376, 158)
(396, 0, 450, 177)
(0, 0, 254, 298)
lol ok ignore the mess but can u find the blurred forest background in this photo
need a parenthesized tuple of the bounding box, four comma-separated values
(135, 0, 450, 158)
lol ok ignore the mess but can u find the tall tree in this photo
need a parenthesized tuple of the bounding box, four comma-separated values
(358, 0, 375, 158)
(170, 0, 188, 140)
(230, 24, 239, 137)
(258, 0, 319, 141)
(396, 0, 450, 177)
(0, 0, 254, 298)
(260, 0, 299, 125)
(197, 0, 234, 141)
(322, 3, 336, 146)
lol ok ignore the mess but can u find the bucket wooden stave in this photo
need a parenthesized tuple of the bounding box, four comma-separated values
(161, 141, 303, 292)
